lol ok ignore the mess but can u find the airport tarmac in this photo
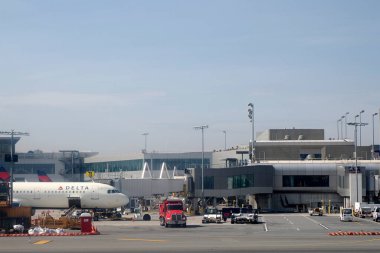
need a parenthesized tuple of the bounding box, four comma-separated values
(1, 213, 380, 253)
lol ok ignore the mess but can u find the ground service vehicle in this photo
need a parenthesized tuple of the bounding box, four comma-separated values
(340, 207, 353, 222)
(202, 207, 222, 223)
(358, 206, 372, 218)
(308, 207, 323, 216)
(221, 207, 240, 221)
(92, 208, 123, 221)
(373, 207, 380, 222)
(159, 198, 186, 227)
(230, 208, 258, 224)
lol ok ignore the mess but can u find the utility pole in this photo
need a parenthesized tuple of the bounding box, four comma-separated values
(337, 118, 341, 140)
(194, 125, 208, 209)
(345, 112, 349, 139)
(359, 110, 365, 146)
(142, 133, 149, 167)
(372, 112, 378, 159)
(222, 130, 227, 150)
(0, 130, 29, 206)
(248, 103, 255, 163)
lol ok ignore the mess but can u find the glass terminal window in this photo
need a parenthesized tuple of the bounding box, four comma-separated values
(204, 176, 214, 189)
(283, 175, 329, 187)
(227, 174, 254, 189)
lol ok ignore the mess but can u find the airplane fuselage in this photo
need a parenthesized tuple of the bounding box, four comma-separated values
(13, 182, 129, 209)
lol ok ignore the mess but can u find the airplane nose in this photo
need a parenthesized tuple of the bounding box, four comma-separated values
(120, 194, 129, 206)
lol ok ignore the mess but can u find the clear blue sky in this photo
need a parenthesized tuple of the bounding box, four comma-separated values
(1, 0, 379, 156)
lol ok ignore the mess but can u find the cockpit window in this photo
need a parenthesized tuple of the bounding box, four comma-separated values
(107, 189, 121, 194)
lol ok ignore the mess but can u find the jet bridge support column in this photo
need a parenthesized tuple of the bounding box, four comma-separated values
(192, 198, 199, 215)
(248, 194, 258, 209)
(212, 197, 217, 207)
(268, 194, 272, 210)
(349, 172, 362, 207)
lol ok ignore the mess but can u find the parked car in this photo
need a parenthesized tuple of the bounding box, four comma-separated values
(202, 207, 222, 223)
(230, 208, 259, 224)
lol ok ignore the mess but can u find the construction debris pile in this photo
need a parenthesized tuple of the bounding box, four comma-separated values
(32, 210, 80, 230)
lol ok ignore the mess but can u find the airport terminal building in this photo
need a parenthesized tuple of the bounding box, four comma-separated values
(2, 128, 380, 211)
(82, 129, 380, 211)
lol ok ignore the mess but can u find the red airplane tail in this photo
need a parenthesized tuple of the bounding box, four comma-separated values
(37, 170, 52, 182)
(0, 166, 10, 182)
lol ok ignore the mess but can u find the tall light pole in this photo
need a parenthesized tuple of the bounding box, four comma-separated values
(337, 118, 341, 140)
(359, 110, 365, 146)
(0, 130, 29, 206)
(372, 112, 378, 159)
(340, 116, 345, 140)
(347, 122, 368, 203)
(222, 130, 227, 150)
(354, 114, 359, 141)
(142, 132, 149, 166)
(336, 118, 342, 140)
(194, 125, 208, 208)
(248, 103, 255, 163)
(345, 112, 349, 139)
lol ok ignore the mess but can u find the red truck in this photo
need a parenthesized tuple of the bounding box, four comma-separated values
(159, 198, 187, 227)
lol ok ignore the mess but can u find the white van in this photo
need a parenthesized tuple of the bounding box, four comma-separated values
(340, 208, 353, 222)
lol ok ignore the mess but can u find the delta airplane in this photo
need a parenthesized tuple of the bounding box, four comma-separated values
(12, 181, 129, 209)
(1, 167, 128, 209)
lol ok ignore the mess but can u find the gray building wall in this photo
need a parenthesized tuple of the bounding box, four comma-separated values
(255, 141, 358, 161)
(192, 165, 274, 198)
